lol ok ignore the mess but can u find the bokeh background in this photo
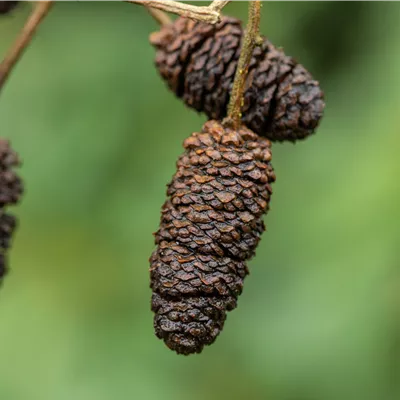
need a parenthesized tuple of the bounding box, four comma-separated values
(0, 2, 399, 399)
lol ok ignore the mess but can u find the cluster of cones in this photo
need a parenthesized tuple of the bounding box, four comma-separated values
(149, 16, 325, 354)
(1, 2, 325, 354)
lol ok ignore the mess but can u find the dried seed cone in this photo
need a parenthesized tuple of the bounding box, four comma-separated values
(150, 17, 325, 142)
(0, 1, 18, 15)
(150, 120, 275, 355)
(0, 213, 16, 278)
(0, 139, 23, 282)
(0, 139, 23, 207)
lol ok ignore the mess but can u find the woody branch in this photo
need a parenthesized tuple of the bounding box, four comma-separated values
(0, 1, 53, 95)
(128, 0, 230, 24)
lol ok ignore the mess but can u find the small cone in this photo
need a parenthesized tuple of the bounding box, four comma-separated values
(150, 16, 325, 142)
(0, 139, 23, 207)
(0, 2, 18, 15)
(0, 213, 16, 279)
(150, 120, 275, 354)
(0, 139, 23, 283)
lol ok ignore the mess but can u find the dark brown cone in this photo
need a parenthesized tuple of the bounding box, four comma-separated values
(0, 139, 23, 282)
(0, 212, 16, 250)
(0, 139, 23, 207)
(150, 17, 325, 142)
(0, 1, 18, 15)
(150, 120, 275, 355)
(152, 292, 236, 355)
(0, 213, 17, 278)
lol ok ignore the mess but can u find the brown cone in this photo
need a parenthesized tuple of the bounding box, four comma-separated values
(0, 139, 23, 207)
(0, 213, 16, 278)
(150, 16, 325, 142)
(0, 139, 23, 282)
(0, 1, 18, 15)
(150, 120, 275, 355)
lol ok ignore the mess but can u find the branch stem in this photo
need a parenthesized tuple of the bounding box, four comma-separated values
(224, 1, 261, 129)
(0, 1, 53, 95)
(145, 6, 172, 26)
(128, 0, 230, 24)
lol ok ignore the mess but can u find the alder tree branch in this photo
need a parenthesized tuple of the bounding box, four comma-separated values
(128, 0, 230, 24)
(145, 5, 172, 26)
(224, 1, 261, 130)
(0, 1, 53, 95)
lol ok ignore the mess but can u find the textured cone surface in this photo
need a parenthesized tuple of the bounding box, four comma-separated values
(0, 213, 16, 278)
(150, 120, 275, 355)
(0, 1, 18, 14)
(0, 139, 23, 207)
(150, 17, 325, 142)
(0, 139, 23, 282)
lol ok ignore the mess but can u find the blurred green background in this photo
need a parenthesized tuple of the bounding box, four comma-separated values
(0, 2, 399, 399)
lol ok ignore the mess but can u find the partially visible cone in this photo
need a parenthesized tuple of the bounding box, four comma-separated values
(0, 139, 23, 283)
(150, 16, 325, 142)
(0, 213, 16, 279)
(150, 120, 275, 355)
(0, 139, 23, 207)
(0, 2, 18, 15)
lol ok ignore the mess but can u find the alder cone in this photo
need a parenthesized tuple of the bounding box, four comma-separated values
(0, 213, 16, 278)
(0, 1, 18, 15)
(150, 17, 325, 142)
(0, 139, 23, 282)
(0, 139, 23, 207)
(150, 120, 275, 355)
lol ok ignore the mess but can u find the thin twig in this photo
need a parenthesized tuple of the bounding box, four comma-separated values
(0, 1, 53, 94)
(127, 0, 230, 24)
(145, 6, 172, 26)
(224, 1, 261, 129)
